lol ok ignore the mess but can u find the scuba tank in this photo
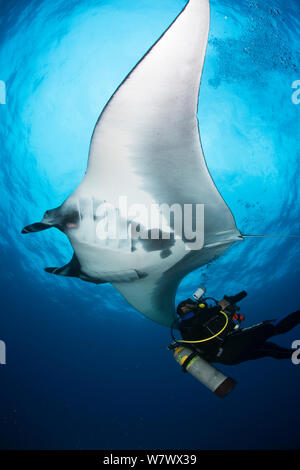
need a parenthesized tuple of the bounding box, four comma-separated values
(169, 289, 247, 397)
(173, 346, 236, 398)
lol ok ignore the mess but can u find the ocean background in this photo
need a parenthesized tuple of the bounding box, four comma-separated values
(0, 0, 299, 449)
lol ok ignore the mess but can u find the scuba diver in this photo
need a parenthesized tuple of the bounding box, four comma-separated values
(169, 288, 300, 397)
(172, 289, 300, 365)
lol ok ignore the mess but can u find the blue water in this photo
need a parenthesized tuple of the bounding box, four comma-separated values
(0, 0, 299, 449)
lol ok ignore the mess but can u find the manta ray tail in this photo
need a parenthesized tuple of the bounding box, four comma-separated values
(242, 234, 300, 239)
(45, 254, 107, 285)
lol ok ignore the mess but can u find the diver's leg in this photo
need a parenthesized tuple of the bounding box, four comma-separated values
(272, 310, 300, 335)
(237, 347, 275, 362)
(254, 341, 294, 360)
(216, 323, 274, 365)
(229, 342, 293, 362)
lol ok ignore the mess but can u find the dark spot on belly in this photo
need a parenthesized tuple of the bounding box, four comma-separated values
(131, 228, 176, 253)
(160, 249, 172, 259)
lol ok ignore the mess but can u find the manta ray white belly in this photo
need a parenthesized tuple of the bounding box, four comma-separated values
(22, 0, 243, 326)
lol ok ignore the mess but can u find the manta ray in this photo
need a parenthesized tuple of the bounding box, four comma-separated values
(22, 0, 243, 326)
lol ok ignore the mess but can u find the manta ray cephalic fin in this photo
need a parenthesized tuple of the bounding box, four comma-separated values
(45, 254, 107, 285)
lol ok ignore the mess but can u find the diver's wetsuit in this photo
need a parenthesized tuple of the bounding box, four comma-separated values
(179, 309, 300, 366)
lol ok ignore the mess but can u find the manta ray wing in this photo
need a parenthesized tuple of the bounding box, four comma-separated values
(78, 0, 239, 240)
(113, 240, 236, 327)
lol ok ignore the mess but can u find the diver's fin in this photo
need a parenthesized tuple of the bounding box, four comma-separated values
(45, 254, 107, 285)
(22, 222, 51, 234)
